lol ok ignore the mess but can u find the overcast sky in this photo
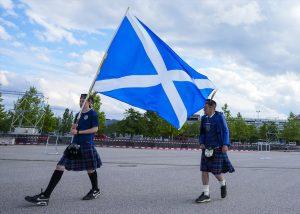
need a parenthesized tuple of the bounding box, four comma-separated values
(0, 0, 299, 120)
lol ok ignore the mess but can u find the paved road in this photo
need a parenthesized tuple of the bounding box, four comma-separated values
(0, 145, 299, 214)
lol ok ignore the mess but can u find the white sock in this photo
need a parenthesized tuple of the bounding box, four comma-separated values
(219, 180, 226, 187)
(203, 185, 209, 196)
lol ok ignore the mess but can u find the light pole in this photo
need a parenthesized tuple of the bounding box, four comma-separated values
(256, 110, 260, 121)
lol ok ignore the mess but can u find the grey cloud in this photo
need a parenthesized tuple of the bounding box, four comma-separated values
(3, 0, 300, 118)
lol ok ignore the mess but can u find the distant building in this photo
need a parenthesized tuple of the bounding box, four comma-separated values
(105, 119, 120, 126)
(244, 118, 287, 130)
(11, 127, 40, 135)
(296, 114, 300, 120)
(187, 114, 201, 123)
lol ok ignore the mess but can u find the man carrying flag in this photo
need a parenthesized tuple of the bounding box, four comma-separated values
(25, 94, 102, 206)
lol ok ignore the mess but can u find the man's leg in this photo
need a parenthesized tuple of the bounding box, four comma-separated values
(214, 173, 227, 198)
(87, 170, 99, 191)
(43, 165, 65, 197)
(25, 165, 65, 206)
(202, 171, 210, 195)
(195, 172, 211, 203)
(82, 170, 100, 200)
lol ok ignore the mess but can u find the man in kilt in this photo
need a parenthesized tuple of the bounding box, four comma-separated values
(195, 99, 235, 203)
(25, 94, 102, 206)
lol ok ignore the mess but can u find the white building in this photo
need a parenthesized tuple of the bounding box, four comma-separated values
(244, 118, 287, 130)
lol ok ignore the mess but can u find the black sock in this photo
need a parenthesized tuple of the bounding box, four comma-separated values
(88, 171, 99, 191)
(43, 170, 64, 198)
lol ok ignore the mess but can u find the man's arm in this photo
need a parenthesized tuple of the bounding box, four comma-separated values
(220, 113, 230, 146)
(70, 113, 79, 132)
(71, 111, 99, 135)
(71, 127, 98, 135)
(219, 113, 230, 153)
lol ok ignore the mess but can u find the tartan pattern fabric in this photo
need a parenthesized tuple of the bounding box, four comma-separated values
(200, 148, 235, 175)
(58, 142, 102, 171)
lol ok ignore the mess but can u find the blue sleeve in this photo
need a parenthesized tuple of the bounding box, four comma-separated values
(91, 111, 99, 128)
(199, 116, 205, 145)
(220, 113, 230, 146)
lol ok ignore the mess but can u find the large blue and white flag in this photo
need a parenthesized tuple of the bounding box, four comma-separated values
(94, 12, 215, 129)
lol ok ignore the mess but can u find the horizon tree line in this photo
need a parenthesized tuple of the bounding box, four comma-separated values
(0, 87, 299, 144)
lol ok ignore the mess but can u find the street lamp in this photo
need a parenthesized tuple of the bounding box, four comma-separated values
(256, 110, 260, 121)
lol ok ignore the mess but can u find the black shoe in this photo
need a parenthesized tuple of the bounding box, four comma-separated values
(221, 184, 227, 198)
(82, 189, 101, 200)
(195, 192, 211, 203)
(25, 189, 49, 206)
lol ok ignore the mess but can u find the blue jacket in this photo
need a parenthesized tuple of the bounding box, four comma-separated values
(199, 111, 230, 148)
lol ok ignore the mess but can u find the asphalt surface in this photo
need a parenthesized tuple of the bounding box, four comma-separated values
(0, 145, 299, 214)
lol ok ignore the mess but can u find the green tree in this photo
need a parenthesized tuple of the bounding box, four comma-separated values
(0, 92, 10, 132)
(180, 121, 200, 138)
(232, 112, 248, 142)
(41, 105, 57, 133)
(59, 108, 74, 134)
(157, 117, 180, 139)
(142, 111, 183, 139)
(259, 122, 280, 142)
(222, 103, 232, 120)
(222, 103, 234, 142)
(246, 124, 258, 143)
(143, 111, 162, 137)
(120, 108, 145, 137)
(104, 121, 122, 137)
(266, 122, 279, 142)
(12, 87, 44, 129)
(282, 112, 300, 143)
(91, 92, 106, 134)
(259, 123, 268, 141)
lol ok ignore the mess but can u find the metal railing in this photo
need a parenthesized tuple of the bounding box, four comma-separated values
(0, 134, 298, 151)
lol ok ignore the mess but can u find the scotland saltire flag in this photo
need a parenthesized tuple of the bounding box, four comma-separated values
(94, 12, 215, 129)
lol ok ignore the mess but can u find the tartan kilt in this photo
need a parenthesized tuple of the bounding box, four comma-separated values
(58, 142, 102, 171)
(200, 148, 235, 175)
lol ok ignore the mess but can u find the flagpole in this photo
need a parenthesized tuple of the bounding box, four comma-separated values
(210, 89, 218, 100)
(74, 7, 130, 124)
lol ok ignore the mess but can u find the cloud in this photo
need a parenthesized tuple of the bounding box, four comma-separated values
(22, 0, 126, 32)
(36, 53, 50, 62)
(0, 25, 11, 40)
(0, 69, 88, 111)
(1, 0, 300, 119)
(69, 52, 80, 58)
(16, 0, 300, 74)
(201, 62, 300, 119)
(0, 17, 17, 28)
(0, 70, 10, 86)
(0, 68, 141, 118)
(0, 0, 13, 10)
(100, 95, 142, 119)
(37, 76, 85, 109)
(215, 2, 265, 26)
(28, 46, 50, 62)
(65, 49, 104, 76)
(0, 0, 17, 17)
(11, 41, 22, 47)
(26, 10, 85, 45)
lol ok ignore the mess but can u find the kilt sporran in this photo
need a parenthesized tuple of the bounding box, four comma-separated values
(64, 144, 82, 160)
(204, 148, 215, 160)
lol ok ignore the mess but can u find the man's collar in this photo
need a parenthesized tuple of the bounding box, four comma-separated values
(206, 112, 216, 118)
